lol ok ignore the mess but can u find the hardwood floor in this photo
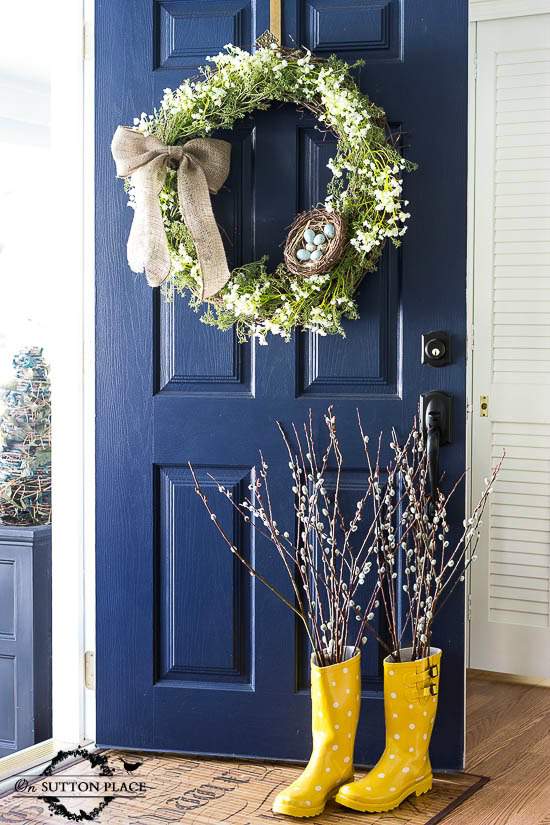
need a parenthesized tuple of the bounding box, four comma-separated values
(0, 674, 546, 824)
(445, 674, 550, 825)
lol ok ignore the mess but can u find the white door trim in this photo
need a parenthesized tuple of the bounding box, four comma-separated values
(465, 0, 547, 669)
(82, 0, 96, 746)
(467, 9, 550, 676)
(470, 0, 550, 22)
(0, 0, 95, 775)
(50, 0, 85, 749)
(465, 18, 477, 671)
(49, 0, 96, 753)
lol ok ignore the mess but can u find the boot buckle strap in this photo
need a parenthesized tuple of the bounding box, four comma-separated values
(409, 664, 438, 687)
(413, 660, 438, 677)
(404, 678, 438, 701)
(418, 683, 438, 699)
(418, 681, 438, 698)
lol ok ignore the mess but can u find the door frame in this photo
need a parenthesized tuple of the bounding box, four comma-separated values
(27, 0, 486, 762)
(466, 0, 550, 673)
(50, 0, 96, 752)
(0, 0, 96, 779)
(3, 0, 495, 777)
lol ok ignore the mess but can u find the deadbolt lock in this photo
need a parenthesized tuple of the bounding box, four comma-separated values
(421, 331, 451, 367)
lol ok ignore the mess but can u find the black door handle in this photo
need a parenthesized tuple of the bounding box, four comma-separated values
(420, 392, 452, 518)
(426, 402, 441, 517)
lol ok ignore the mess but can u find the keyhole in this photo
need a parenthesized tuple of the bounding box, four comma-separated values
(425, 339, 446, 360)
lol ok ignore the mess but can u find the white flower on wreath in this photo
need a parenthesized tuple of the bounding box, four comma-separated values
(130, 43, 414, 343)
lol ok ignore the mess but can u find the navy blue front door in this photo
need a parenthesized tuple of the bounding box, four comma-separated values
(96, 1, 468, 768)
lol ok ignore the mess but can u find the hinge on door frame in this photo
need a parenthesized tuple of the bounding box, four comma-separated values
(83, 21, 91, 61)
(473, 52, 478, 81)
(467, 593, 472, 622)
(84, 650, 95, 690)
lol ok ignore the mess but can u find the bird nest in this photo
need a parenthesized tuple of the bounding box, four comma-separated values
(283, 208, 346, 277)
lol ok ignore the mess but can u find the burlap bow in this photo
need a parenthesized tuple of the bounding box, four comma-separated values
(111, 126, 231, 297)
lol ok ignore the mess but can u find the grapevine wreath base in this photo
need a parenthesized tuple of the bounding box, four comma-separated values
(125, 43, 413, 343)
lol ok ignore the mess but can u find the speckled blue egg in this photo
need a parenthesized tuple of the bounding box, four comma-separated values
(303, 228, 316, 244)
(305, 243, 316, 252)
(297, 248, 311, 261)
(310, 248, 323, 261)
(323, 223, 336, 238)
(313, 233, 326, 246)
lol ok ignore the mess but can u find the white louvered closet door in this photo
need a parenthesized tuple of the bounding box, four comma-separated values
(470, 12, 550, 678)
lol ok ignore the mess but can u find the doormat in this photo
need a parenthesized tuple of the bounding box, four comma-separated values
(0, 749, 488, 824)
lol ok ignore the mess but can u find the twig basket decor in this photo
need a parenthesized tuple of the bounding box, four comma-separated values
(284, 208, 346, 277)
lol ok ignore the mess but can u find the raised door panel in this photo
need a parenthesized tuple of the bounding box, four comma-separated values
(295, 127, 400, 397)
(155, 0, 254, 74)
(0, 558, 16, 755)
(0, 656, 15, 748)
(0, 545, 34, 756)
(0, 561, 15, 639)
(156, 465, 253, 684)
(290, 0, 402, 61)
(156, 126, 255, 396)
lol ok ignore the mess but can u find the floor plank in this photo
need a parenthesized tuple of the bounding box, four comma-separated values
(445, 675, 550, 825)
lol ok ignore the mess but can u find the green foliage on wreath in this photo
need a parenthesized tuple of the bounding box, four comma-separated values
(130, 44, 414, 343)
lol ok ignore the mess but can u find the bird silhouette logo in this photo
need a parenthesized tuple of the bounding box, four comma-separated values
(119, 757, 144, 774)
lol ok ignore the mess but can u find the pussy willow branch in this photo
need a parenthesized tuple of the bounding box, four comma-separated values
(277, 423, 333, 662)
(300, 419, 332, 640)
(302, 415, 351, 662)
(205, 464, 327, 659)
(358, 418, 400, 656)
(367, 418, 504, 661)
(189, 463, 317, 651)
(192, 408, 501, 666)
(192, 408, 385, 666)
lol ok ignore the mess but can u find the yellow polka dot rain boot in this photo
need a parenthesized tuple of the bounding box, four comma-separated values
(335, 647, 441, 813)
(272, 647, 361, 818)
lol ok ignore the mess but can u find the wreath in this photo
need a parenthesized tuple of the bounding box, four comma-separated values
(114, 41, 413, 344)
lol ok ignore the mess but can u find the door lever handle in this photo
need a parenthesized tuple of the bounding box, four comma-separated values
(420, 392, 452, 518)
(426, 403, 441, 517)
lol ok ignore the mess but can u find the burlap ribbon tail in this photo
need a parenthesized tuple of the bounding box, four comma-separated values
(111, 126, 231, 297)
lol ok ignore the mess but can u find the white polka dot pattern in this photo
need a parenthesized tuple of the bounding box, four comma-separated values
(272, 650, 361, 817)
(333, 650, 441, 812)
